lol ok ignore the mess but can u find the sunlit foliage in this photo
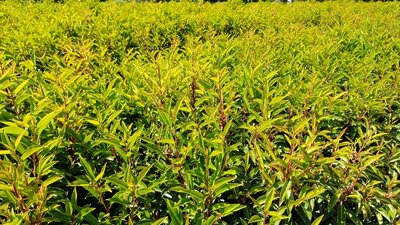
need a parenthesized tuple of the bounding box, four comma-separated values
(0, 1, 399, 224)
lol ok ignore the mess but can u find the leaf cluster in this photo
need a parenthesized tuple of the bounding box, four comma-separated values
(0, 1, 400, 224)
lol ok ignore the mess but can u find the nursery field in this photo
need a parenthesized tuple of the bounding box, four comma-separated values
(1, 1, 400, 224)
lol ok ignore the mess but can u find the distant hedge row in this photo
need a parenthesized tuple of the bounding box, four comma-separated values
(8, 0, 400, 3)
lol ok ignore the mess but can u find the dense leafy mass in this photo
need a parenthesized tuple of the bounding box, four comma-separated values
(1, 1, 400, 224)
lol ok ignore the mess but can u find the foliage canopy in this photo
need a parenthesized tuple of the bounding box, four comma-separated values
(0, 1, 400, 224)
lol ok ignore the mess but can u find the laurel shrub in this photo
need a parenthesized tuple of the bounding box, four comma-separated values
(0, 1, 399, 224)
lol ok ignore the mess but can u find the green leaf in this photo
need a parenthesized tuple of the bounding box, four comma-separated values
(0, 184, 13, 190)
(0, 126, 28, 136)
(170, 186, 205, 202)
(311, 215, 324, 225)
(293, 118, 309, 135)
(37, 111, 59, 135)
(212, 176, 236, 191)
(239, 125, 256, 131)
(106, 177, 128, 189)
(95, 163, 107, 182)
(264, 186, 275, 213)
(137, 188, 154, 196)
(105, 110, 122, 126)
(338, 204, 346, 225)
(4, 189, 18, 204)
(79, 155, 96, 181)
(71, 187, 78, 207)
(279, 180, 292, 205)
(42, 176, 63, 187)
(166, 200, 183, 225)
(86, 119, 100, 126)
(78, 207, 96, 219)
(0, 150, 11, 155)
(222, 119, 232, 137)
(137, 164, 152, 183)
(328, 190, 341, 212)
(152, 217, 168, 225)
(268, 211, 289, 220)
(293, 187, 326, 207)
(214, 183, 241, 197)
(363, 154, 384, 168)
(210, 150, 223, 158)
(248, 215, 263, 223)
(83, 213, 99, 225)
(14, 79, 29, 95)
(14, 132, 24, 149)
(3, 217, 22, 225)
(204, 215, 217, 225)
(69, 180, 91, 187)
(128, 128, 143, 148)
(21, 147, 42, 160)
(158, 138, 175, 145)
(346, 210, 362, 225)
(159, 111, 172, 126)
(220, 204, 245, 217)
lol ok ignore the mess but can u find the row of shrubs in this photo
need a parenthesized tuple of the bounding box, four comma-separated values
(8, 0, 400, 3)
(0, 1, 400, 224)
